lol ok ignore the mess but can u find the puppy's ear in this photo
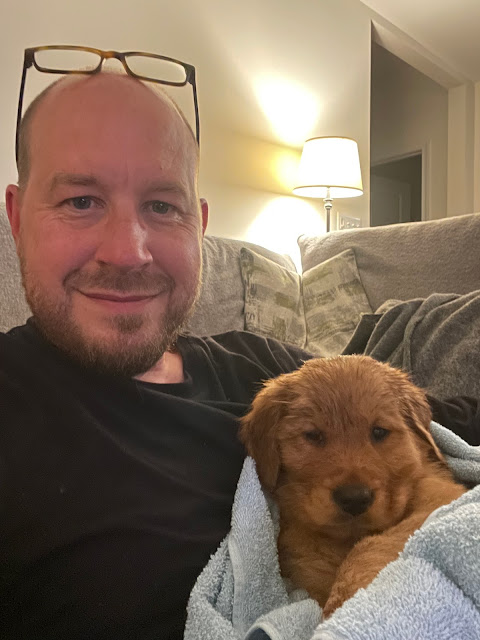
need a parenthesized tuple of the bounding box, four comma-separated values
(239, 375, 291, 492)
(397, 375, 444, 463)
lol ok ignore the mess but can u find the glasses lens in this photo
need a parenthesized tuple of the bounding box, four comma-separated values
(34, 48, 101, 72)
(125, 55, 187, 84)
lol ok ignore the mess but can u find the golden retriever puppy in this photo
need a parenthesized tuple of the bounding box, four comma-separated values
(240, 355, 466, 618)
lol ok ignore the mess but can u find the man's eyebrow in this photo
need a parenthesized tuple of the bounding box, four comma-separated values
(47, 175, 192, 200)
(144, 181, 189, 197)
(48, 174, 104, 195)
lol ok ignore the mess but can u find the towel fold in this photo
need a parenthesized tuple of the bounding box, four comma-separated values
(184, 456, 321, 640)
(185, 422, 480, 640)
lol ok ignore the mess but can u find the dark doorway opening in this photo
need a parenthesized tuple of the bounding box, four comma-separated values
(370, 153, 422, 226)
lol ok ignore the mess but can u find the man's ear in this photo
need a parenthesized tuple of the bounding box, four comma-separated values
(199, 198, 208, 235)
(5, 184, 21, 244)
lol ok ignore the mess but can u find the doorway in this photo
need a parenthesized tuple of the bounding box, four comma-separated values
(370, 36, 449, 225)
(370, 153, 422, 226)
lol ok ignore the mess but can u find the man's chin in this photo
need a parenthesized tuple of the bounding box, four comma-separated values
(23, 274, 199, 377)
(77, 342, 169, 378)
(33, 311, 183, 378)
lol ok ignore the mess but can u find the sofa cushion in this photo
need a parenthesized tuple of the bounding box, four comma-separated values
(0, 203, 31, 333)
(239, 247, 305, 347)
(302, 248, 371, 356)
(185, 236, 297, 337)
(298, 213, 480, 312)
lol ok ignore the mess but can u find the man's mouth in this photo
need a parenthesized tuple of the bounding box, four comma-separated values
(82, 292, 157, 302)
(77, 290, 161, 310)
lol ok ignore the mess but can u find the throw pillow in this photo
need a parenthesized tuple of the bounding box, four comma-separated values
(185, 236, 296, 337)
(303, 248, 371, 356)
(240, 247, 306, 348)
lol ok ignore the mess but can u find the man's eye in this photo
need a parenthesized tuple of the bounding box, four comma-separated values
(149, 201, 172, 215)
(67, 196, 93, 211)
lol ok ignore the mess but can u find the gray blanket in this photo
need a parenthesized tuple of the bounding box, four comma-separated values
(343, 290, 480, 399)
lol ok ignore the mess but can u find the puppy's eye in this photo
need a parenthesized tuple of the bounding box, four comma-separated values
(303, 430, 326, 446)
(371, 426, 390, 442)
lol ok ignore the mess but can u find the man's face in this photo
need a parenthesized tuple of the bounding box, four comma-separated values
(6, 75, 208, 376)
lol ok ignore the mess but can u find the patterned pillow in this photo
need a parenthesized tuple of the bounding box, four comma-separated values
(303, 248, 371, 356)
(185, 236, 296, 337)
(240, 247, 306, 348)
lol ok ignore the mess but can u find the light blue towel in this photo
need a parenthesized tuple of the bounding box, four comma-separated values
(184, 423, 480, 640)
(184, 456, 321, 640)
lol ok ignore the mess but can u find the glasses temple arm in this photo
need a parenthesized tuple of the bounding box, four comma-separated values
(15, 64, 29, 165)
(190, 72, 200, 147)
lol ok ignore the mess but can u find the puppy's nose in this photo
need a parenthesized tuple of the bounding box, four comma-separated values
(332, 484, 375, 516)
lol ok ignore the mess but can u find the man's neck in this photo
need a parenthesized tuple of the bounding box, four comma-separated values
(134, 350, 184, 385)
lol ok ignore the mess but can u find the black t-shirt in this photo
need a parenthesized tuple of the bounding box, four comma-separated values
(0, 320, 310, 639)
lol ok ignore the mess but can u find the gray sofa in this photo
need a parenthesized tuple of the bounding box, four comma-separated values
(2, 202, 480, 360)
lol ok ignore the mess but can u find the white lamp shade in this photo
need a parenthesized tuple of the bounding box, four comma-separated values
(293, 136, 363, 198)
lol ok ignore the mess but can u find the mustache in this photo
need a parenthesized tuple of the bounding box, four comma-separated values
(65, 266, 174, 295)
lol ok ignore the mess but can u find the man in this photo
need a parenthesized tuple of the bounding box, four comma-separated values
(0, 72, 310, 639)
(2, 61, 479, 640)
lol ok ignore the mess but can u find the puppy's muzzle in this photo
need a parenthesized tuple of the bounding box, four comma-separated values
(332, 484, 375, 516)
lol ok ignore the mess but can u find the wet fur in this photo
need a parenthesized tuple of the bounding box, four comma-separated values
(240, 355, 466, 617)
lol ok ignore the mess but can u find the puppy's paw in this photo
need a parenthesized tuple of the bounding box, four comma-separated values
(322, 594, 343, 620)
(322, 583, 357, 619)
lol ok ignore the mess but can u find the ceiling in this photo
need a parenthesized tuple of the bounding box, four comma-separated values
(360, 0, 480, 82)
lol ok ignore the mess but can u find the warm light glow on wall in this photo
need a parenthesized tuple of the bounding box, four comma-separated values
(255, 77, 320, 146)
(246, 196, 324, 272)
(272, 148, 302, 191)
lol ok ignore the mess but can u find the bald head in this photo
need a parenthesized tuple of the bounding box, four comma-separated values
(17, 73, 198, 190)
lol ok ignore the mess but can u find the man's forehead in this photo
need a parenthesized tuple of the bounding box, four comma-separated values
(36, 73, 179, 124)
(28, 73, 198, 175)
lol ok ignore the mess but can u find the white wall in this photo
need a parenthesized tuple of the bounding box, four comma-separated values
(475, 81, 480, 212)
(370, 42, 448, 220)
(450, 79, 480, 216)
(447, 83, 475, 216)
(0, 0, 374, 261)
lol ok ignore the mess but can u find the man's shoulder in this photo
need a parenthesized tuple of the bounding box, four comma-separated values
(201, 329, 309, 356)
(0, 322, 44, 395)
(179, 330, 313, 377)
(0, 322, 31, 350)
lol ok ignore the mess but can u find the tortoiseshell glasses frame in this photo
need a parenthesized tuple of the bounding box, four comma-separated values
(15, 45, 200, 164)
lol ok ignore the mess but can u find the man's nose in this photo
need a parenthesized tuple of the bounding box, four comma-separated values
(94, 207, 153, 269)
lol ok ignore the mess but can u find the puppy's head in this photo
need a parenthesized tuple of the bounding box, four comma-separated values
(240, 355, 445, 536)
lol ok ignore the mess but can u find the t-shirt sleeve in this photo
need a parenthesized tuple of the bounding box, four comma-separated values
(427, 394, 480, 446)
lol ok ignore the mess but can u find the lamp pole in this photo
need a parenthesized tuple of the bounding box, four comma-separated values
(323, 186, 333, 233)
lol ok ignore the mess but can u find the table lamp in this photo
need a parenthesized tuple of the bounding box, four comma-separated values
(293, 136, 363, 232)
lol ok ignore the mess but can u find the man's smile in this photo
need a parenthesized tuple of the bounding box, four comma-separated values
(77, 289, 160, 311)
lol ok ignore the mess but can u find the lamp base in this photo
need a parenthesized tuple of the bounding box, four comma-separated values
(323, 197, 333, 233)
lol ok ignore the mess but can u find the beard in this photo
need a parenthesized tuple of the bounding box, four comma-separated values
(18, 252, 201, 378)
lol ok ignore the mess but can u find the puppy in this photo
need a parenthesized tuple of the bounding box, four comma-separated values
(240, 355, 466, 618)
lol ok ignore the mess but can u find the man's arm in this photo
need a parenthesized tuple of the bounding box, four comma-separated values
(427, 394, 480, 446)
